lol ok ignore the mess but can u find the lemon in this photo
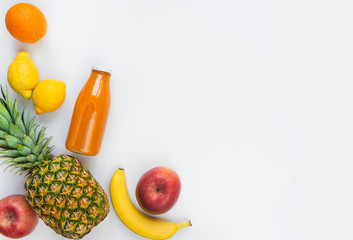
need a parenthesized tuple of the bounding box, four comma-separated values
(32, 79, 66, 114)
(7, 52, 39, 99)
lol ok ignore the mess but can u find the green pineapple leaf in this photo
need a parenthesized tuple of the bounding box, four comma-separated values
(0, 149, 21, 157)
(9, 123, 24, 139)
(0, 114, 10, 132)
(2, 87, 14, 119)
(36, 127, 46, 146)
(17, 144, 32, 156)
(26, 112, 36, 136)
(23, 134, 35, 149)
(29, 125, 38, 144)
(26, 154, 37, 162)
(42, 137, 53, 160)
(11, 156, 27, 163)
(0, 86, 54, 174)
(13, 102, 26, 133)
(0, 102, 12, 123)
(0, 129, 7, 139)
(0, 139, 8, 148)
(31, 145, 41, 156)
(4, 135, 22, 148)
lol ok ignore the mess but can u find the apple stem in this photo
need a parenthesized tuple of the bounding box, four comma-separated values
(176, 220, 192, 230)
(8, 213, 14, 221)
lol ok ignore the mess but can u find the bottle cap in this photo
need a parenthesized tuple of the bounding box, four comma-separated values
(91, 65, 112, 75)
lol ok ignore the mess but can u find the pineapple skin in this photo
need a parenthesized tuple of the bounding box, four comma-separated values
(24, 154, 109, 239)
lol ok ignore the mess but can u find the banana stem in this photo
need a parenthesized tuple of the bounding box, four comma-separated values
(176, 220, 192, 230)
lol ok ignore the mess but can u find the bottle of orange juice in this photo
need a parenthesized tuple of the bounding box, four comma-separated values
(66, 66, 111, 155)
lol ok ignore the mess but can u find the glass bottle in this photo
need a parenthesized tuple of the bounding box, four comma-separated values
(65, 66, 111, 155)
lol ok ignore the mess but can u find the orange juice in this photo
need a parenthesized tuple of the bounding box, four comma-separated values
(65, 66, 111, 155)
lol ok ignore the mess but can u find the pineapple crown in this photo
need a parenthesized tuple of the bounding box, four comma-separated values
(0, 86, 53, 175)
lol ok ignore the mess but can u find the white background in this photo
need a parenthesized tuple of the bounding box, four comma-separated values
(0, 0, 352, 239)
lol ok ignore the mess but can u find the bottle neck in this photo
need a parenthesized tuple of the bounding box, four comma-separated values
(92, 69, 111, 77)
(89, 70, 110, 96)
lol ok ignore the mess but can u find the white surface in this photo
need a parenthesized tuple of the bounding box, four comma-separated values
(0, 0, 353, 239)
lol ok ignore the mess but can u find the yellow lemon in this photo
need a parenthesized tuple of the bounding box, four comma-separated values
(7, 52, 39, 99)
(32, 79, 66, 114)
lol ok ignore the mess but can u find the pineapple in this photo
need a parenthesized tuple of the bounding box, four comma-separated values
(0, 87, 109, 239)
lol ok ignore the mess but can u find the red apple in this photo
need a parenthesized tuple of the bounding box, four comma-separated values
(136, 166, 181, 214)
(0, 194, 39, 238)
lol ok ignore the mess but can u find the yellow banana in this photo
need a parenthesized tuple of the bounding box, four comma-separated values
(110, 168, 191, 240)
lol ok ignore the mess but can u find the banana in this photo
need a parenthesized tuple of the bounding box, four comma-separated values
(110, 168, 191, 240)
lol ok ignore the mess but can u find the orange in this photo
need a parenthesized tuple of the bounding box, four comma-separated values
(5, 3, 47, 43)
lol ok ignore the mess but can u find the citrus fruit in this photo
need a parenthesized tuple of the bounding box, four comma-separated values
(8, 52, 39, 99)
(5, 3, 47, 43)
(32, 79, 66, 114)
